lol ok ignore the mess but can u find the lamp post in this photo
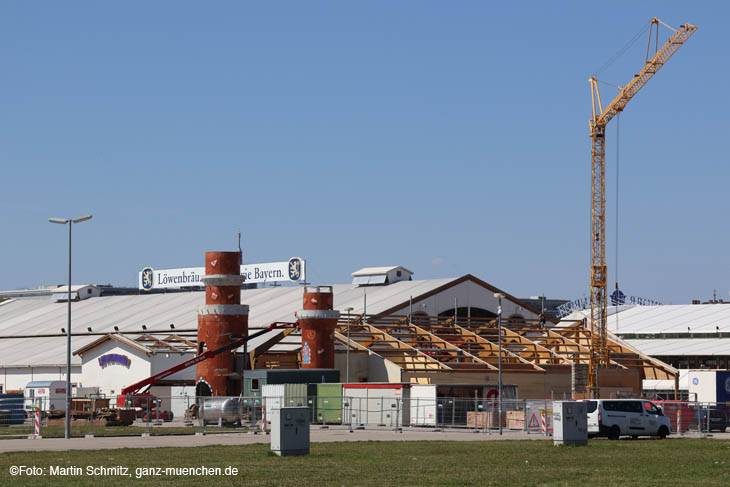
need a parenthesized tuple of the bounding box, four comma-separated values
(49, 214, 92, 439)
(493, 292, 505, 435)
(344, 307, 354, 383)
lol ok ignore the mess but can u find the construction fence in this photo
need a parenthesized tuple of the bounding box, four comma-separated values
(1, 395, 727, 439)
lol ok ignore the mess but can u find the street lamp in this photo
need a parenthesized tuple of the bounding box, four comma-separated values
(49, 214, 92, 439)
(493, 292, 505, 435)
(344, 307, 354, 383)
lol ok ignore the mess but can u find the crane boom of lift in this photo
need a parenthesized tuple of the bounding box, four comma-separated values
(587, 18, 696, 396)
(119, 322, 297, 397)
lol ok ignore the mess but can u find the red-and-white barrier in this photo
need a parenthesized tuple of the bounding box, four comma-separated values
(677, 408, 682, 434)
(261, 403, 266, 432)
(33, 408, 41, 438)
(540, 409, 546, 435)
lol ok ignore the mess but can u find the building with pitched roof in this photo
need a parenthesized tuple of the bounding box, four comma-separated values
(0, 271, 674, 398)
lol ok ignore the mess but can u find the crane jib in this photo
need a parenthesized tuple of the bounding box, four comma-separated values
(593, 23, 697, 129)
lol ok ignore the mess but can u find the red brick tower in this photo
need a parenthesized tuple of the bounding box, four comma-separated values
(196, 251, 247, 396)
(297, 286, 340, 369)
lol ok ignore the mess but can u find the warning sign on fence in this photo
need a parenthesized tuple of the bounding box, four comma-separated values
(526, 400, 553, 433)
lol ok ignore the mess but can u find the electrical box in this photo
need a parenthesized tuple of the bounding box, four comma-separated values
(552, 401, 588, 446)
(270, 407, 310, 456)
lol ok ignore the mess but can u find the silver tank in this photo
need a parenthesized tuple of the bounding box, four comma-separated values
(200, 397, 243, 425)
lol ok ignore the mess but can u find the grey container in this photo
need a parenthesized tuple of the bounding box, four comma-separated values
(552, 401, 588, 446)
(270, 407, 310, 456)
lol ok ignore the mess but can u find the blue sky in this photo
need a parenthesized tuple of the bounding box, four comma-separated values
(1, 2, 726, 304)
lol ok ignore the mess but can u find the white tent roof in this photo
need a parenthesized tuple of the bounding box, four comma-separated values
(0, 278, 457, 367)
(560, 304, 730, 359)
(627, 338, 730, 357)
(563, 304, 730, 335)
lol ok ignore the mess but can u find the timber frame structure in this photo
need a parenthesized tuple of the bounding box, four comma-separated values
(251, 313, 678, 390)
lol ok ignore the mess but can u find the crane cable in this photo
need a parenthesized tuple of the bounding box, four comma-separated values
(615, 112, 620, 332)
(593, 21, 650, 79)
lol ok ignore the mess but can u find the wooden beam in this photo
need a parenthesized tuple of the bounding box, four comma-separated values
(453, 324, 546, 371)
(248, 327, 297, 370)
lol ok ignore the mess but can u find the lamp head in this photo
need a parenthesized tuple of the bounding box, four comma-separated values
(72, 215, 92, 224)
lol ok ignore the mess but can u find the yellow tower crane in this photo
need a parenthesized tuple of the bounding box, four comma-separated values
(588, 18, 697, 396)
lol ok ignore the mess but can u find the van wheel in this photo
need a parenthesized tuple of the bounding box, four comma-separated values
(608, 425, 620, 440)
(657, 426, 668, 439)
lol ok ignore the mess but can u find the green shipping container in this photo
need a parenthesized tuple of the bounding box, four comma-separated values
(317, 383, 343, 424)
(243, 369, 339, 398)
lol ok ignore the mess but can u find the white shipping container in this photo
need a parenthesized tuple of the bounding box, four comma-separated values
(343, 384, 410, 427)
(262, 384, 285, 423)
(170, 386, 196, 419)
(24, 381, 68, 412)
(688, 370, 719, 403)
(410, 384, 437, 426)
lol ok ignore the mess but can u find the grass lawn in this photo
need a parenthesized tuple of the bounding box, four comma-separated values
(1, 439, 729, 486)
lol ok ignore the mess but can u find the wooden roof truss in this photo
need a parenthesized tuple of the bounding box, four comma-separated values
(331, 314, 674, 379)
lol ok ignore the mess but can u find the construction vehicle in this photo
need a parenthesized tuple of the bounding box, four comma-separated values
(123, 393, 173, 422)
(116, 322, 297, 415)
(44, 398, 136, 427)
(587, 18, 696, 396)
(97, 408, 137, 426)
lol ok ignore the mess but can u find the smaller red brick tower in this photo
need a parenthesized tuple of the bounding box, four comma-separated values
(297, 286, 340, 369)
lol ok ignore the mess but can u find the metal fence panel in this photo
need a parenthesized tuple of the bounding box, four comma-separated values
(5, 393, 725, 439)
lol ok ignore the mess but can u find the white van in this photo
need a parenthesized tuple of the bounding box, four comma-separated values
(586, 399, 670, 440)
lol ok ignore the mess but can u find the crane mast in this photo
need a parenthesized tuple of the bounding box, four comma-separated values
(588, 18, 697, 397)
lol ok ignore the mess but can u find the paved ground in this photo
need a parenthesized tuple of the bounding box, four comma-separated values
(1, 428, 727, 453)
(0, 428, 547, 453)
